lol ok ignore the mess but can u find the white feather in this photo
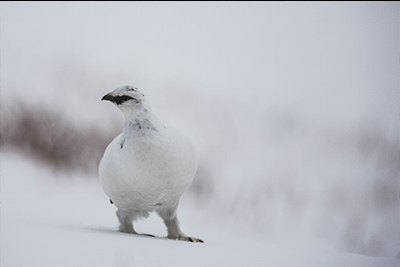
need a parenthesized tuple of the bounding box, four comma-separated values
(98, 85, 202, 242)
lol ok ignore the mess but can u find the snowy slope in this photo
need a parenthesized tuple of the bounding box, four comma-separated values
(1, 151, 398, 267)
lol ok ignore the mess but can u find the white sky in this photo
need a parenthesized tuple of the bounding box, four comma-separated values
(1, 2, 398, 139)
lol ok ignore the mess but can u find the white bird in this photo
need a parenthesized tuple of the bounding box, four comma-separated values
(99, 85, 203, 243)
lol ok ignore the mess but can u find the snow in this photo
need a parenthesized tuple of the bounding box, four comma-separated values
(1, 151, 398, 267)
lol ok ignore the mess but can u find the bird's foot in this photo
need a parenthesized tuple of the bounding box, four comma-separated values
(118, 228, 137, 234)
(169, 235, 204, 243)
(118, 225, 137, 234)
(118, 227, 155, 237)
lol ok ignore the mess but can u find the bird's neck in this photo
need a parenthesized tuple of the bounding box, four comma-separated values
(123, 106, 164, 135)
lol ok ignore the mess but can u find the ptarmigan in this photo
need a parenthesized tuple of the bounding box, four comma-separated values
(99, 85, 203, 243)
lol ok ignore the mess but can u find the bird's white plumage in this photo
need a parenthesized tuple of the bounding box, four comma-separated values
(98, 85, 202, 242)
(99, 127, 196, 210)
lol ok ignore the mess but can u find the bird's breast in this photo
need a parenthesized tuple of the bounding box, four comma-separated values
(99, 129, 197, 209)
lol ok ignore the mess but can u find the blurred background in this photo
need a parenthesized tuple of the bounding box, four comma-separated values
(1, 2, 399, 257)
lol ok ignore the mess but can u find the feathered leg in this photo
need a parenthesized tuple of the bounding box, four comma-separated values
(116, 208, 137, 234)
(157, 201, 203, 243)
(116, 208, 155, 237)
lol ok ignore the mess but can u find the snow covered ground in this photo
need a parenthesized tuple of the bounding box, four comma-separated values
(1, 151, 398, 267)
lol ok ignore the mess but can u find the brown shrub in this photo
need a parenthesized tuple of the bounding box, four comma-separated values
(1, 102, 116, 174)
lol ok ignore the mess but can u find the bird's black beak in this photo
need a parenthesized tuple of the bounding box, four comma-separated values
(102, 93, 114, 102)
(101, 93, 136, 105)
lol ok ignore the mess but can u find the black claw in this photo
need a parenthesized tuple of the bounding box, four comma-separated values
(109, 199, 113, 204)
(189, 237, 194, 242)
(140, 233, 155, 237)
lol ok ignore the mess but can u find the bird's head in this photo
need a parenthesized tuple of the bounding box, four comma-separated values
(102, 85, 148, 112)
(102, 85, 162, 130)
